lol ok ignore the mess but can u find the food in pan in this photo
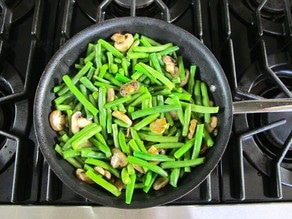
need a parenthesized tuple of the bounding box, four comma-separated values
(49, 33, 219, 204)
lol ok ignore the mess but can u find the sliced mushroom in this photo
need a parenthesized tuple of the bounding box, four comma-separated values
(75, 168, 94, 184)
(49, 110, 66, 131)
(94, 166, 112, 180)
(150, 118, 168, 134)
(110, 148, 128, 168)
(153, 177, 169, 190)
(119, 80, 140, 96)
(112, 110, 132, 127)
(205, 116, 218, 133)
(111, 33, 134, 52)
(179, 68, 190, 87)
(114, 179, 124, 192)
(188, 119, 198, 139)
(162, 55, 179, 77)
(107, 87, 115, 102)
(132, 164, 145, 174)
(169, 111, 179, 121)
(71, 111, 92, 134)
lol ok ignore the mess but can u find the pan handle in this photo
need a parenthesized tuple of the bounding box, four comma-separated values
(232, 98, 292, 114)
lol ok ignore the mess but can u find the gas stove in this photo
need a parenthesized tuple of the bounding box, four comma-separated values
(0, 0, 291, 206)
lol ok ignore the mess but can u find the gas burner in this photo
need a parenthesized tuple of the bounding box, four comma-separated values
(0, 62, 28, 172)
(234, 53, 292, 185)
(2, 0, 35, 23)
(114, 0, 154, 8)
(229, 0, 290, 35)
(76, 0, 189, 23)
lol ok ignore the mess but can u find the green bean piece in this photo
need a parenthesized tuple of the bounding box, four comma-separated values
(62, 123, 97, 150)
(128, 139, 140, 152)
(85, 158, 120, 178)
(55, 104, 73, 111)
(133, 113, 160, 131)
(114, 119, 131, 128)
(133, 151, 175, 162)
(139, 133, 179, 143)
(71, 125, 102, 150)
(184, 150, 191, 172)
(177, 56, 186, 81)
(115, 73, 131, 83)
(171, 96, 184, 125)
(152, 142, 184, 149)
(62, 75, 99, 116)
(84, 51, 95, 63)
(143, 173, 158, 193)
(104, 73, 123, 87)
(149, 53, 163, 73)
(121, 167, 131, 185)
(130, 128, 147, 152)
(187, 65, 197, 94)
(125, 173, 136, 204)
(194, 80, 202, 106)
(94, 43, 102, 73)
(112, 124, 119, 148)
(173, 139, 195, 159)
(90, 138, 112, 158)
(98, 87, 107, 137)
(95, 132, 107, 146)
(106, 108, 113, 134)
(182, 104, 192, 137)
(104, 95, 131, 109)
(80, 77, 99, 92)
(66, 157, 83, 169)
(141, 35, 161, 46)
(98, 39, 124, 59)
(86, 43, 94, 56)
(161, 157, 205, 169)
(157, 46, 179, 56)
(133, 43, 172, 53)
(54, 92, 73, 105)
(134, 63, 162, 85)
(169, 168, 180, 187)
(86, 169, 121, 197)
(62, 149, 81, 159)
(118, 130, 130, 154)
(81, 149, 106, 159)
(136, 63, 175, 90)
(107, 51, 114, 72)
(127, 163, 135, 175)
(165, 112, 174, 127)
(131, 104, 180, 120)
(127, 156, 168, 178)
(121, 58, 129, 76)
(201, 81, 211, 123)
(203, 127, 215, 147)
(99, 64, 109, 78)
(191, 124, 204, 159)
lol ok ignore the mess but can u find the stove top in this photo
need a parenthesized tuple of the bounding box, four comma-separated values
(0, 0, 291, 206)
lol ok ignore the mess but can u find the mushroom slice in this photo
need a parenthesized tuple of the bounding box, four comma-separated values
(49, 110, 66, 131)
(94, 166, 112, 180)
(112, 110, 132, 127)
(111, 33, 134, 52)
(110, 148, 128, 168)
(153, 177, 169, 190)
(188, 119, 198, 139)
(107, 87, 115, 102)
(162, 55, 179, 77)
(119, 80, 140, 96)
(150, 118, 168, 134)
(71, 111, 92, 134)
(75, 168, 94, 184)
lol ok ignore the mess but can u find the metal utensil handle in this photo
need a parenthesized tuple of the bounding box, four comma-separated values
(233, 98, 292, 114)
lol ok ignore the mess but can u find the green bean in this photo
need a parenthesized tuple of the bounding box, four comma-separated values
(187, 65, 197, 94)
(98, 64, 109, 78)
(118, 130, 130, 154)
(152, 142, 184, 149)
(203, 127, 215, 147)
(161, 157, 205, 169)
(71, 125, 102, 149)
(182, 104, 192, 137)
(114, 119, 131, 128)
(98, 39, 124, 59)
(184, 150, 191, 172)
(106, 108, 112, 134)
(169, 168, 180, 187)
(104, 73, 123, 87)
(194, 80, 202, 106)
(133, 151, 175, 162)
(171, 96, 184, 125)
(54, 92, 73, 105)
(80, 76, 98, 92)
(86, 169, 121, 197)
(90, 138, 112, 158)
(158, 46, 179, 56)
(127, 163, 135, 175)
(149, 53, 163, 73)
(128, 139, 140, 152)
(98, 87, 107, 137)
(84, 51, 95, 63)
(104, 95, 131, 109)
(62, 149, 81, 159)
(58, 61, 93, 96)
(133, 43, 172, 53)
(201, 81, 211, 123)
(144, 170, 153, 187)
(133, 113, 160, 131)
(94, 43, 102, 72)
(127, 156, 168, 178)
(143, 173, 158, 193)
(112, 124, 119, 148)
(134, 63, 162, 85)
(62, 123, 98, 150)
(85, 158, 120, 178)
(130, 128, 147, 152)
(173, 139, 195, 159)
(86, 43, 94, 56)
(121, 58, 129, 76)
(80, 149, 106, 159)
(125, 173, 136, 204)
(136, 63, 175, 90)
(177, 56, 185, 81)
(115, 73, 131, 83)
(121, 167, 131, 185)
(131, 104, 180, 120)
(63, 75, 99, 116)
(140, 35, 161, 46)
(139, 133, 179, 143)
(129, 92, 151, 107)
(191, 124, 204, 159)
(55, 104, 73, 111)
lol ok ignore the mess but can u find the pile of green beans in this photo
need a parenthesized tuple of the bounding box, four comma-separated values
(51, 33, 219, 204)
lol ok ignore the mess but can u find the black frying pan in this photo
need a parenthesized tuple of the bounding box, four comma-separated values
(34, 17, 233, 208)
